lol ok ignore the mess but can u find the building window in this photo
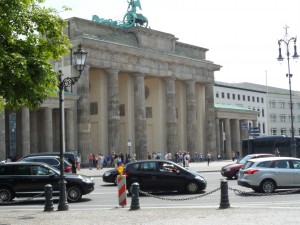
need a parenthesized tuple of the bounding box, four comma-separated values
(257, 97, 260, 102)
(146, 107, 152, 118)
(232, 93, 235, 100)
(288, 115, 295, 123)
(262, 108, 265, 117)
(270, 114, 276, 122)
(252, 96, 255, 102)
(271, 128, 277, 135)
(238, 94, 240, 100)
(243, 95, 245, 101)
(263, 123, 265, 133)
(90, 102, 98, 115)
(279, 101, 285, 109)
(216, 92, 219, 98)
(261, 97, 264, 103)
(119, 104, 125, 116)
(280, 114, 286, 123)
(298, 115, 300, 123)
(221, 92, 225, 98)
(257, 108, 260, 117)
(280, 128, 287, 136)
(247, 96, 250, 101)
(227, 93, 230, 99)
(270, 101, 276, 108)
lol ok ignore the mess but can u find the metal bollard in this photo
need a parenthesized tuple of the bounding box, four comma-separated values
(219, 179, 230, 209)
(44, 184, 54, 212)
(130, 182, 140, 210)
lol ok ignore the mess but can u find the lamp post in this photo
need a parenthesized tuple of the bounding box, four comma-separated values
(127, 139, 132, 162)
(57, 43, 88, 211)
(277, 26, 299, 157)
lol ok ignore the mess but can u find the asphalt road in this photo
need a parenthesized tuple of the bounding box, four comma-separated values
(2, 171, 300, 211)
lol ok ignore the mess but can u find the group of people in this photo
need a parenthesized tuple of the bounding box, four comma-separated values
(88, 152, 135, 170)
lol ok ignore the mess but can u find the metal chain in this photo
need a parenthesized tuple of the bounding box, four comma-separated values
(0, 192, 45, 205)
(228, 187, 300, 196)
(138, 187, 221, 201)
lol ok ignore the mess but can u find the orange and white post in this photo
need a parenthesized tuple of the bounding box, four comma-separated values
(117, 166, 127, 207)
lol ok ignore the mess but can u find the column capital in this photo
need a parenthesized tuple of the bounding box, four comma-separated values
(106, 68, 119, 75)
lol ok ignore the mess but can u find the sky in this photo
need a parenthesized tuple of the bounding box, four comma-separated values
(43, 0, 300, 90)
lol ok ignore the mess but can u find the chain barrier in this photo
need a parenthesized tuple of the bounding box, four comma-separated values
(0, 193, 45, 205)
(138, 187, 221, 201)
(138, 186, 300, 201)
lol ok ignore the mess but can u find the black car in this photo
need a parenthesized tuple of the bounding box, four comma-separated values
(18, 156, 73, 173)
(0, 162, 94, 203)
(103, 169, 119, 185)
(19, 152, 77, 173)
(122, 160, 207, 194)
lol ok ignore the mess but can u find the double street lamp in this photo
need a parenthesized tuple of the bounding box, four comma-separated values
(58, 43, 88, 211)
(277, 26, 299, 157)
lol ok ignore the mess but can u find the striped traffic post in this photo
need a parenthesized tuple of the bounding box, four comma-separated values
(117, 166, 127, 207)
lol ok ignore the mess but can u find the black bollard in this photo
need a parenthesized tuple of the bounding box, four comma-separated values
(130, 183, 140, 210)
(44, 184, 54, 212)
(219, 179, 230, 209)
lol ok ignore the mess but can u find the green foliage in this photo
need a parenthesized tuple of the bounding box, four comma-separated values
(0, 0, 71, 111)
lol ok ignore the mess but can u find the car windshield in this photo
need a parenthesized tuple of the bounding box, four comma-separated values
(238, 155, 253, 164)
(242, 161, 255, 169)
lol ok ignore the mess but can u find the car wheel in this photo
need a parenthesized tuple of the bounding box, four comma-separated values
(67, 185, 82, 202)
(260, 179, 276, 193)
(114, 177, 118, 186)
(186, 181, 199, 194)
(0, 187, 14, 203)
(234, 171, 239, 180)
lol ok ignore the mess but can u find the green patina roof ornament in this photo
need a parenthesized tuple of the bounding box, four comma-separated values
(92, 0, 148, 29)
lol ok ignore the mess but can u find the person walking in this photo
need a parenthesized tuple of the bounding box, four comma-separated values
(231, 151, 236, 161)
(89, 153, 94, 170)
(207, 151, 211, 166)
(76, 154, 81, 171)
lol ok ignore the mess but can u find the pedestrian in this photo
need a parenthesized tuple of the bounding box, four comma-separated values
(231, 151, 236, 161)
(184, 152, 190, 167)
(76, 154, 81, 171)
(89, 153, 94, 170)
(274, 148, 280, 157)
(207, 151, 211, 166)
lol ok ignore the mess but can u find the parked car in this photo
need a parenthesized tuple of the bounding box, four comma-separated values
(18, 156, 72, 173)
(19, 152, 77, 173)
(121, 160, 207, 194)
(0, 162, 94, 203)
(238, 156, 300, 193)
(220, 153, 275, 179)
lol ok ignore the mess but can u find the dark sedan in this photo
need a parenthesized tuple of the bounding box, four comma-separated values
(103, 168, 119, 185)
(122, 160, 207, 194)
(0, 162, 94, 203)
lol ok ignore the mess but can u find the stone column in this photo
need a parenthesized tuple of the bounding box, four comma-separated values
(134, 74, 147, 160)
(165, 77, 178, 155)
(22, 107, 30, 156)
(215, 117, 221, 157)
(30, 110, 38, 153)
(77, 66, 91, 164)
(232, 119, 241, 152)
(186, 80, 197, 156)
(0, 111, 6, 159)
(224, 118, 231, 159)
(205, 83, 216, 156)
(44, 108, 53, 152)
(66, 109, 75, 152)
(107, 69, 120, 155)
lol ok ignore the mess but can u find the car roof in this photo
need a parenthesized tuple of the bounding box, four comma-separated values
(22, 155, 60, 159)
(247, 156, 299, 162)
(0, 161, 51, 166)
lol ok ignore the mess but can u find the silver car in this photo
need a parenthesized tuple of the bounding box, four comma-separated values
(238, 157, 300, 193)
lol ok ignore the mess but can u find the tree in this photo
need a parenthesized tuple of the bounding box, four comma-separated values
(0, 0, 71, 111)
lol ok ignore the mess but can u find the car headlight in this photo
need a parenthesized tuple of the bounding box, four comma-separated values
(82, 177, 94, 183)
(104, 171, 111, 176)
(195, 175, 205, 181)
(225, 168, 231, 172)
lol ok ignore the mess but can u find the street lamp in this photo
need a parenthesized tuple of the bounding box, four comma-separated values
(57, 43, 88, 211)
(127, 139, 132, 162)
(277, 26, 299, 157)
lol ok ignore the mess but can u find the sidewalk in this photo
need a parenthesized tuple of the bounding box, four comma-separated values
(77, 160, 233, 177)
